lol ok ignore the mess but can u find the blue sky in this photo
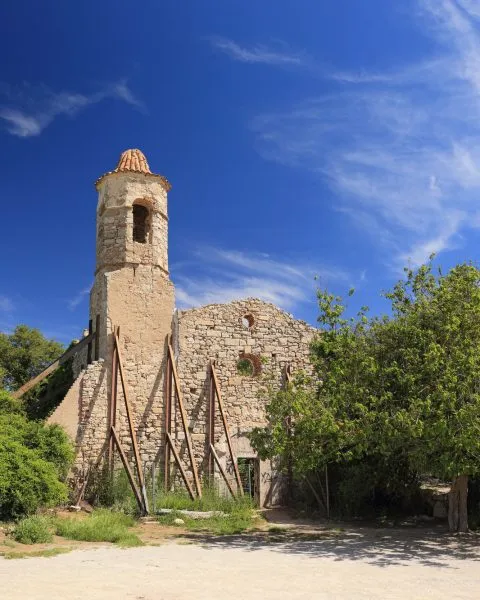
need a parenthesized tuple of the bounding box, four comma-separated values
(1, 0, 480, 344)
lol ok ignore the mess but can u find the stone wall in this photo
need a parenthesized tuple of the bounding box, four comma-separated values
(73, 360, 108, 478)
(174, 298, 315, 505)
(51, 295, 316, 506)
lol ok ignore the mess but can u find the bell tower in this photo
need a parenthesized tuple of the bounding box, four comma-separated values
(89, 150, 175, 446)
(95, 149, 170, 277)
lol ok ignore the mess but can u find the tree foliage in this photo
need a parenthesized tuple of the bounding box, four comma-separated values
(250, 261, 480, 531)
(0, 324, 74, 419)
(0, 325, 64, 390)
(0, 390, 74, 519)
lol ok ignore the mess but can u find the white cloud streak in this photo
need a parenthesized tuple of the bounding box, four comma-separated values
(68, 286, 91, 311)
(0, 80, 143, 138)
(250, 0, 480, 268)
(210, 37, 306, 66)
(173, 246, 349, 312)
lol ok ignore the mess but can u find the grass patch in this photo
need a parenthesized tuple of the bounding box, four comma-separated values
(3, 547, 71, 560)
(55, 509, 143, 547)
(157, 504, 260, 535)
(155, 487, 255, 514)
(13, 516, 53, 544)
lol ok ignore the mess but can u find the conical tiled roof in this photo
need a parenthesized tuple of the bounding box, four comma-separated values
(95, 149, 171, 190)
(114, 149, 152, 174)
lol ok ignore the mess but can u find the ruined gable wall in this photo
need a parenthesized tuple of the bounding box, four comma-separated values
(175, 298, 315, 503)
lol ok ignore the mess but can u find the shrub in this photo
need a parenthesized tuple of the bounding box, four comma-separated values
(13, 516, 53, 544)
(0, 390, 24, 414)
(0, 439, 68, 519)
(0, 392, 74, 520)
(85, 467, 139, 515)
(55, 509, 143, 547)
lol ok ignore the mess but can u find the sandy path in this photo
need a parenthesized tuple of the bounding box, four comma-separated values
(1, 534, 480, 600)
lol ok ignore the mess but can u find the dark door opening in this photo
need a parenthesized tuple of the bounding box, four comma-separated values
(237, 457, 258, 501)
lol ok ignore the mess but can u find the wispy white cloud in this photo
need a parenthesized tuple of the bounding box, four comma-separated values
(68, 286, 91, 311)
(0, 295, 14, 312)
(250, 0, 480, 268)
(0, 80, 143, 138)
(209, 37, 306, 66)
(173, 246, 349, 312)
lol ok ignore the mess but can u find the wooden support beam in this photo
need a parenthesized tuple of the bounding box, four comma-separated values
(94, 314, 100, 361)
(210, 444, 237, 499)
(75, 467, 91, 506)
(284, 363, 294, 504)
(207, 366, 215, 479)
(168, 342, 202, 498)
(12, 331, 96, 399)
(164, 342, 172, 492)
(113, 330, 149, 514)
(211, 362, 243, 495)
(166, 433, 195, 501)
(111, 426, 145, 514)
(107, 327, 118, 473)
(87, 319, 93, 364)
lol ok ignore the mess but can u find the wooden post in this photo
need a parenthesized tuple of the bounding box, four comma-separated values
(284, 364, 293, 503)
(111, 426, 145, 514)
(75, 467, 91, 506)
(210, 444, 236, 499)
(167, 433, 195, 500)
(164, 341, 172, 492)
(87, 319, 93, 365)
(152, 464, 156, 514)
(207, 366, 215, 479)
(168, 341, 202, 498)
(107, 327, 118, 473)
(211, 362, 243, 495)
(94, 314, 100, 361)
(114, 330, 149, 514)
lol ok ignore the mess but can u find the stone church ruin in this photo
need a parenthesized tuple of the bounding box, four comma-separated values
(16, 149, 315, 511)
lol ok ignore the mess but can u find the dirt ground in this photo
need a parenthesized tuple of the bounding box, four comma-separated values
(1, 521, 480, 600)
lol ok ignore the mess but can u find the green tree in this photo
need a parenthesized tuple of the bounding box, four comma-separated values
(382, 262, 480, 532)
(0, 325, 64, 390)
(251, 261, 480, 532)
(0, 390, 74, 519)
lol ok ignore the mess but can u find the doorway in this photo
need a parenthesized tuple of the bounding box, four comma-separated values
(237, 457, 259, 503)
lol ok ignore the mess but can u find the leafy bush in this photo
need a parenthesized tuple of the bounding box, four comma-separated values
(0, 390, 23, 414)
(55, 510, 143, 547)
(0, 391, 74, 519)
(13, 516, 53, 544)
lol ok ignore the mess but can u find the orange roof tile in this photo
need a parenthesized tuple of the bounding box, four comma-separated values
(95, 149, 171, 191)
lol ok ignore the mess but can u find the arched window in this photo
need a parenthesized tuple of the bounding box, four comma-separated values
(133, 204, 150, 243)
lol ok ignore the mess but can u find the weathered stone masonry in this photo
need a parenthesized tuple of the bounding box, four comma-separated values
(49, 149, 316, 506)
